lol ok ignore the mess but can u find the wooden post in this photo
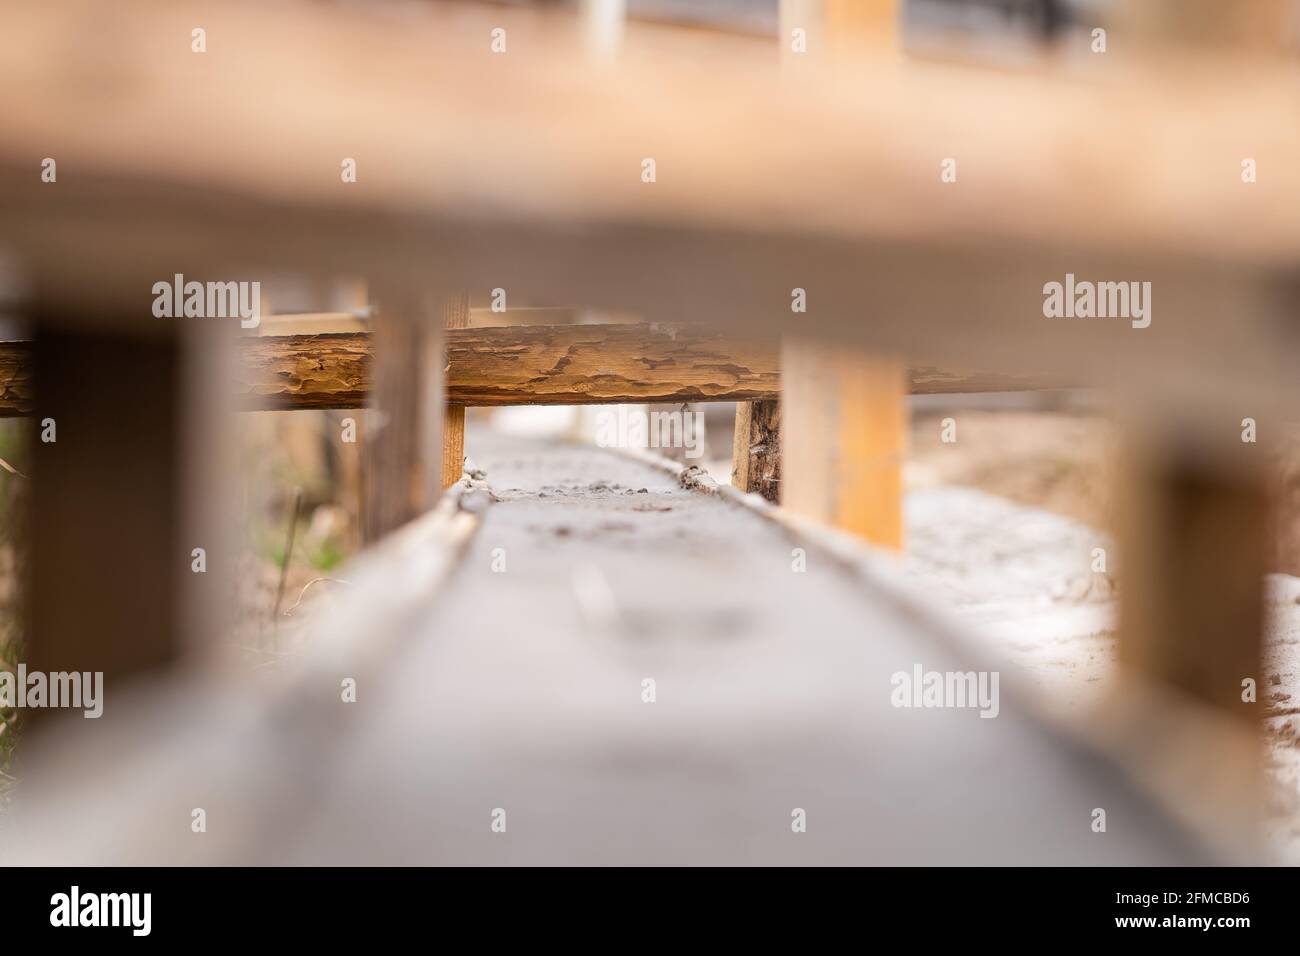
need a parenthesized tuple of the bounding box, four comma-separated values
(781, 340, 905, 546)
(362, 286, 443, 542)
(779, 0, 895, 61)
(776, 0, 906, 548)
(25, 317, 233, 697)
(1117, 418, 1268, 723)
(1105, 0, 1272, 830)
(1112, 416, 1269, 829)
(441, 292, 470, 490)
(731, 398, 781, 503)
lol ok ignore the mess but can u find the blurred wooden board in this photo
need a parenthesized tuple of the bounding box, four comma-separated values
(0, 0, 1296, 410)
(2, 1, 1294, 263)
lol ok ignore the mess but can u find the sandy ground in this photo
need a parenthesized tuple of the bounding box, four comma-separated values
(902, 410, 1300, 861)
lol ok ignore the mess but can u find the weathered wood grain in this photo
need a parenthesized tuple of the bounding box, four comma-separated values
(236, 333, 370, 411)
(731, 397, 781, 503)
(0, 339, 33, 415)
(445, 324, 780, 406)
(0, 327, 1079, 416)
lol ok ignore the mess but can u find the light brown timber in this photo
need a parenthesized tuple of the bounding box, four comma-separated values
(774, 0, 907, 550)
(1, 0, 1298, 426)
(1106, 0, 1276, 818)
(0, 328, 1075, 417)
(441, 293, 471, 489)
(781, 340, 905, 548)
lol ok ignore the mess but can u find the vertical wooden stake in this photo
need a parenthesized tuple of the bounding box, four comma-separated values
(1118, 441, 1267, 722)
(441, 292, 470, 490)
(781, 339, 905, 547)
(776, 0, 908, 547)
(26, 322, 226, 692)
(362, 285, 442, 542)
(731, 398, 781, 503)
(1113, 421, 1269, 830)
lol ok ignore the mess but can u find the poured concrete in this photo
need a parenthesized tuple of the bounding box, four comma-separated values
(279, 435, 1211, 864)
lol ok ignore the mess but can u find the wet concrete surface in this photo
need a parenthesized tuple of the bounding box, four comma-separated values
(280, 434, 1215, 864)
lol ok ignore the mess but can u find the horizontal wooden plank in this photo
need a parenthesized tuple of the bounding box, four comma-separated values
(445, 323, 780, 405)
(3, 0, 1295, 268)
(0, 326, 1068, 416)
(238, 332, 370, 411)
(0, 0, 1297, 419)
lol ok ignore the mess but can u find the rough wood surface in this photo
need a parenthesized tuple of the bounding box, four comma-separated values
(0, 338, 33, 415)
(445, 324, 781, 406)
(731, 398, 781, 503)
(0, 328, 1079, 417)
(236, 333, 370, 411)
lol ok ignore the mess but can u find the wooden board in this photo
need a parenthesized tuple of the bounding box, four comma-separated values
(0, 0, 1297, 416)
(4, 0, 1293, 265)
(0, 326, 1074, 417)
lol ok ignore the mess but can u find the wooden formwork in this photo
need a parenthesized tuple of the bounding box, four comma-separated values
(0, 0, 1296, 857)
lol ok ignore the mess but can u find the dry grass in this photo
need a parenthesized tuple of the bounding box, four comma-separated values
(230, 410, 361, 663)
